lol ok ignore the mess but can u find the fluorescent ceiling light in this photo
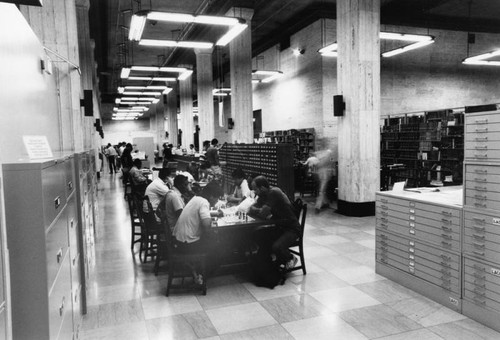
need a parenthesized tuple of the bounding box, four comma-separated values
(159, 67, 187, 73)
(123, 91, 162, 96)
(123, 86, 168, 90)
(463, 49, 500, 66)
(131, 66, 160, 72)
(252, 70, 283, 83)
(382, 40, 434, 57)
(319, 33, 434, 58)
(216, 24, 248, 46)
(129, 11, 246, 47)
(152, 98, 160, 104)
(163, 88, 173, 95)
(120, 68, 131, 78)
(213, 88, 231, 96)
(139, 39, 213, 49)
(178, 70, 193, 81)
(129, 14, 147, 41)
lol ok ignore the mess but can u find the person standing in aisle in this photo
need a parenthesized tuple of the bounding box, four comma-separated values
(313, 148, 333, 213)
(120, 143, 134, 184)
(249, 176, 300, 270)
(106, 143, 118, 174)
(206, 138, 222, 180)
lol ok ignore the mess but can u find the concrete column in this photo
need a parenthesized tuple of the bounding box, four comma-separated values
(179, 71, 194, 149)
(226, 7, 254, 143)
(166, 85, 178, 146)
(195, 48, 215, 147)
(336, 0, 381, 216)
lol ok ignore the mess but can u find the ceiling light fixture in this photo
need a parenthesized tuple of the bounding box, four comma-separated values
(121, 66, 192, 81)
(213, 88, 231, 96)
(319, 32, 434, 58)
(178, 70, 193, 81)
(122, 91, 162, 96)
(128, 10, 247, 47)
(463, 49, 500, 66)
(252, 70, 284, 83)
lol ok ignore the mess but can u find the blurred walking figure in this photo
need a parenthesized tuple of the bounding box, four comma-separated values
(311, 148, 333, 213)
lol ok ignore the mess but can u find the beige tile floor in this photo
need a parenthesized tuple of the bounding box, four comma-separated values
(81, 174, 500, 340)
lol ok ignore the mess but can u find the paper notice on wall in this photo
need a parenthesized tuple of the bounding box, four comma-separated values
(23, 135, 53, 159)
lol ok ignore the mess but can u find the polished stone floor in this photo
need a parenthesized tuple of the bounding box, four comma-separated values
(80, 173, 500, 340)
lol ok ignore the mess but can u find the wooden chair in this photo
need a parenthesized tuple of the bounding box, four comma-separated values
(287, 198, 308, 275)
(135, 195, 163, 263)
(127, 192, 143, 250)
(164, 229, 207, 296)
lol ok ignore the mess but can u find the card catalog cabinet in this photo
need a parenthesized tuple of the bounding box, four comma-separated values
(2, 154, 80, 340)
(462, 108, 500, 333)
(376, 190, 463, 311)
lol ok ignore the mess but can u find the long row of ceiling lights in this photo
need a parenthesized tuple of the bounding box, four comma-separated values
(113, 11, 247, 120)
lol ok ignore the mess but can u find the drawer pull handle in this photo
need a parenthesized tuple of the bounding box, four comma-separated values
(380, 205, 388, 210)
(440, 276, 451, 284)
(441, 226, 453, 232)
(59, 296, 65, 317)
(474, 154, 488, 159)
(473, 217, 486, 223)
(441, 254, 452, 261)
(473, 242, 485, 248)
(54, 196, 61, 210)
(380, 246, 388, 251)
(473, 280, 486, 287)
(473, 226, 485, 232)
(441, 219, 452, 224)
(475, 137, 488, 142)
(380, 223, 388, 229)
(56, 248, 63, 263)
(473, 178, 487, 182)
(380, 218, 388, 223)
(475, 128, 488, 133)
(441, 211, 452, 216)
(441, 234, 453, 240)
(473, 273, 486, 280)
(474, 186, 487, 191)
(381, 211, 388, 216)
(474, 195, 487, 200)
(474, 290, 486, 297)
(440, 261, 451, 268)
(381, 199, 388, 203)
(475, 146, 488, 150)
(473, 234, 485, 240)
(441, 241, 452, 248)
(380, 241, 388, 247)
(474, 169, 487, 174)
(474, 203, 487, 208)
(473, 250, 485, 256)
(473, 264, 486, 271)
(472, 297, 486, 305)
(475, 119, 488, 124)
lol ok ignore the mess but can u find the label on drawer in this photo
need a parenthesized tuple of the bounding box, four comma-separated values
(409, 209, 415, 214)
(493, 218, 500, 226)
(409, 229, 415, 235)
(449, 297, 459, 306)
(409, 215, 415, 221)
(409, 222, 415, 228)
(409, 254, 415, 260)
(491, 268, 500, 277)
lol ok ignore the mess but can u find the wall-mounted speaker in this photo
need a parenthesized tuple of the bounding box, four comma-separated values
(80, 90, 93, 117)
(333, 95, 345, 117)
(228, 118, 234, 129)
(94, 118, 101, 131)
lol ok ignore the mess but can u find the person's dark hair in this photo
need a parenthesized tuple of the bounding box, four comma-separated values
(200, 181, 223, 200)
(126, 143, 133, 150)
(189, 144, 194, 148)
(211, 138, 218, 146)
(252, 175, 269, 189)
(158, 168, 169, 180)
(173, 174, 188, 189)
(133, 158, 142, 168)
(203, 140, 210, 148)
(231, 167, 246, 179)
(168, 144, 173, 148)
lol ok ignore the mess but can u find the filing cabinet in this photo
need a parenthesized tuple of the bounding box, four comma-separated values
(462, 108, 500, 332)
(375, 188, 463, 312)
(219, 143, 295, 198)
(2, 154, 81, 339)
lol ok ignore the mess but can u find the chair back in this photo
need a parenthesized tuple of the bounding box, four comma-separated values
(292, 198, 307, 237)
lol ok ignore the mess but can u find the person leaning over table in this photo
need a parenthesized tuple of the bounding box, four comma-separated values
(249, 175, 300, 270)
(164, 174, 190, 232)
(227, 167, 251, 204)
(172, 181, 224, 285)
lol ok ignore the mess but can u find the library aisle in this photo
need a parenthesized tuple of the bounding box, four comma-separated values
(80, 174, 500, 340)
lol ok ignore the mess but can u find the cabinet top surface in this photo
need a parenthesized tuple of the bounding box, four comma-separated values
(377, 186, 463, 207)
(2, 152, 74, 170)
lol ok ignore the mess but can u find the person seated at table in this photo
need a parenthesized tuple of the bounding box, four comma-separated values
(164, 174, 190, 232)
(145, 168, 170, 220)
(172, 181, 224, 284)
(249, 175, 300, 270)
(227, 167, 251, 204)
(129, 158, 150, 193)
